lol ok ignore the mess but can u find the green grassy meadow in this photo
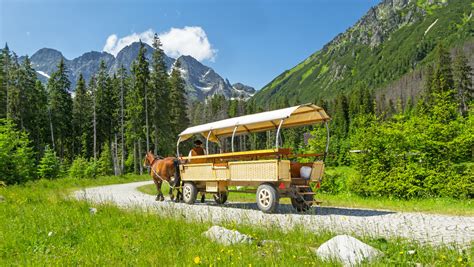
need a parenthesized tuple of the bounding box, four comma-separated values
(0, 175, 472, 265)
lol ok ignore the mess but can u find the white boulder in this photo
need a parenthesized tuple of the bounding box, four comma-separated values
(203, 226, 252, 246)
(316, 235, 382, 266)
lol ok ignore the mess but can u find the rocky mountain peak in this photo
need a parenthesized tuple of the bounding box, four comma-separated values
(26, 42, 254, 101)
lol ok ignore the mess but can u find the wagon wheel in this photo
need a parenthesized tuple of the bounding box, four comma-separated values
(256, 183, 279, 213)
(213, 192, 228, 205)
(182, 182, 198, 204)
(291, 187, 313, 212)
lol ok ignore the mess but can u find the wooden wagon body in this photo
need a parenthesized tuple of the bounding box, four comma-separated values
(176, 103, 330, 213)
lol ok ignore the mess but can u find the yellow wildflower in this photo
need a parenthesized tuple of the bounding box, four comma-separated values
(457, 257, 463, 262)
(193, 256, 201, 264)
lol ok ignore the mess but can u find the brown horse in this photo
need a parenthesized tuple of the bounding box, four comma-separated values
(143, 151, 181, 202)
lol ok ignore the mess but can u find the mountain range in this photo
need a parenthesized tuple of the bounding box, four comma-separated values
(251, 0, 473, 108)
(26, 42, 255, 101)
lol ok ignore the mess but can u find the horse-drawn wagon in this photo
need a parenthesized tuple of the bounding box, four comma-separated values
(176, 103, 330, 213)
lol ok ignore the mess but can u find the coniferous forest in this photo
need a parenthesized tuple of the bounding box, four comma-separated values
(0, 38, 472, 199)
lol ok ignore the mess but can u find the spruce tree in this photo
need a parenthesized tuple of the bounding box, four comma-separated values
(72, 74, 93, 157)
(47, 58, 73, 159)
(37, 145, 61, 179)
(150, 33, 172, 155)
(453, 50, 472, 116)
(6, 53, 21, 126)
(95, 60, 116, 154)
(117, 65, 128, 174)
(169, 60, 189, 143)
(0, 44, 12, 119)
(127, 42, 148, 173)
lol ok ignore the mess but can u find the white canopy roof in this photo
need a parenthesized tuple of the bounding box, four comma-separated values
(179, 103, 330, 143)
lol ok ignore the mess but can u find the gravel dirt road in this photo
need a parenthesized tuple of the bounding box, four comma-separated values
(74, 181, 474, 247)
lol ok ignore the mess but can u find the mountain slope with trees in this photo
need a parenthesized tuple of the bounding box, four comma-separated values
(251, 0, 473, 108)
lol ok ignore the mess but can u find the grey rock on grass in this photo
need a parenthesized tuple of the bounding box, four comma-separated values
(316, 235, 382, 266)
(203, 226, 252, 246)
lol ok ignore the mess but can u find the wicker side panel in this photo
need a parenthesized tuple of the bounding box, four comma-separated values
(229, 160, 278, 181)
(214, 168, 229, 181)
(181, 164, 214, 181)
(310, 161, 325, 181)
(278, 160, 291, 181)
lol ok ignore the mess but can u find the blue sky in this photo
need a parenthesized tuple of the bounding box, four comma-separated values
(1, 0, 379, 89)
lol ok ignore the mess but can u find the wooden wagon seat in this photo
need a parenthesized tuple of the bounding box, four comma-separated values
(181, 148, 292, 163)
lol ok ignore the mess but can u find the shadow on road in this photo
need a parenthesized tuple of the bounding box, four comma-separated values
(194, 201, 395, 217)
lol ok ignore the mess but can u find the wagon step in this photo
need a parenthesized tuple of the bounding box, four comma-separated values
(298, 191, 316, 195)
(294, 185, 311, 190)
(305, 199, 323, 205)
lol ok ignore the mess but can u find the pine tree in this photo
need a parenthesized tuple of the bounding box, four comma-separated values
(19, 56, 45, 149)
(117, 65, 128, 174)
(453, 50, 472, 116)
(72, 74, 93, 157)
(150, 33, 172, 155)
(169, 60, 189, 144)
(95, 60, 117, 154)
(37, 145, 61, 179)
(97, 142, 113, 176)
(432, 44, 454, 96)
(127, 42, 148, 173)
(30, 80, 49, 156)
(89, 76, 98, 159)
(6, 53, 21, 126)
(0, 44, 12, 119)
(47, 58, 73, 159)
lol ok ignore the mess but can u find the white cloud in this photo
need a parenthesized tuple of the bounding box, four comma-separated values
(102, 27, 217, 62)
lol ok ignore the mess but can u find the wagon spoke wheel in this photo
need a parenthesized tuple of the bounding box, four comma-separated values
(182, 182, 197, 204)
(256, 183, 279, 213)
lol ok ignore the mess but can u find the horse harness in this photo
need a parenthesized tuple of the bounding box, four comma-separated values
(149, 157, 179, 189)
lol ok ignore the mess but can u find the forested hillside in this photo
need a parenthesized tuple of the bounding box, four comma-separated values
(0, 35, 189, 182)
(251, 0, 473, 107)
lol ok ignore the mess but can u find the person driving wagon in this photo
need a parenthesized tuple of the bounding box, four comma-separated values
(187, 139, 207, 163)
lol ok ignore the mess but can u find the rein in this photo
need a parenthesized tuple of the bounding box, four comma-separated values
(149, 157, 175, 189)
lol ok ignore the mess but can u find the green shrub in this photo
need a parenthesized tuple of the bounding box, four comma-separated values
(350, 109, 473, 199)
(69, 157, 89, 178)
(37, 145, 61, 179)
(85, 160, 99, 178)
(0, 119, 36, 184)
(98, 143, 113, 176)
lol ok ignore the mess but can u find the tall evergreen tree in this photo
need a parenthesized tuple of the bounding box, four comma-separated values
(127, 42, 148, 173)
(72, 74, 93, 157)
(6, 53, 21, 126)
(149, 33, 172, 155)
(453, 50, 473, 116)
(0, 44, 12, 119)
(47, 58, 73, 159)
(169, 60, 189, 144)
(117, 65, 128, 174)
(95, 60, 117, 154)
(432, 44, 454, 96)
(31, 80, 49, 156)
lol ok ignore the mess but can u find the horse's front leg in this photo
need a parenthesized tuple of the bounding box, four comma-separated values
(168, 184, 175, 201)
(154, 179, 164, 201)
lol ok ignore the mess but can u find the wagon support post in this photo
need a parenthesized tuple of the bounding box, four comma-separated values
(176, 136, 181, 157)
(231, 126, 238, 152)
(205, 130, 212, 155)
(275, 119, 284, 149)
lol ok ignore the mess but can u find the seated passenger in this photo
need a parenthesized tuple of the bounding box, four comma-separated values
(188, 139, 207, 163)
